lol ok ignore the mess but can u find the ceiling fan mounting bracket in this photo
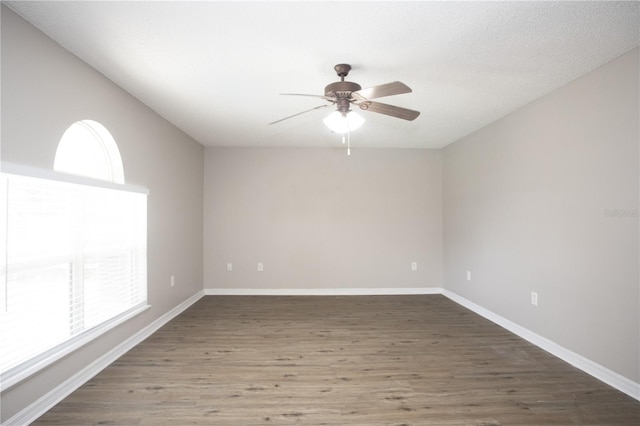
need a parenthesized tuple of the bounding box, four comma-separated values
(334, 63, 351, 79)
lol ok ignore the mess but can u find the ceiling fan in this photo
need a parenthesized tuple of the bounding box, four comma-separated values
(269, 64, 420, 130)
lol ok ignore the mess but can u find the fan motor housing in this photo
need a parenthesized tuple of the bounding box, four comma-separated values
(324, 81, 361, 98)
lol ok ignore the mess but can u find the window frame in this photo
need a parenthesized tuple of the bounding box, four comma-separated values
(0, 162, 150, 390)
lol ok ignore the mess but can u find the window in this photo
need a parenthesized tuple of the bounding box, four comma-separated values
(54, 120, 125, 183)
(1, 121, 147, 388)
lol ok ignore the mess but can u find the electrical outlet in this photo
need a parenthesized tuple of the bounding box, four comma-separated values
(531, 291, 538, 306)
(466, 270, 471, 281)
(227, 263, 233, 271)
(170, 275, 175, 287)
(257, 262, 264, 272)
(411, 262, 417, 271)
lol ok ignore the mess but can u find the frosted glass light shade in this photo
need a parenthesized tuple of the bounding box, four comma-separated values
(323, 111, 365, 133)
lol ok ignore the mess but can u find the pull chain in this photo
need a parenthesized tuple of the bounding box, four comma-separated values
(339, 132, 351, 155)
(343, 114, 351, 156)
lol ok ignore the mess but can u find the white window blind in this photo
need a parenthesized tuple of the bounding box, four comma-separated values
(0, 171, 147, 386)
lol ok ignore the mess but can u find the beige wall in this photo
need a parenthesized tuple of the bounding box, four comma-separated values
(443, 47, 639, 382)
(1, 7, 204, 421)
(204, 147, 442, 291)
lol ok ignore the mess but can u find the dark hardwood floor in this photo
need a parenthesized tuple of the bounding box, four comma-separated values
(34, 295, 639, 425)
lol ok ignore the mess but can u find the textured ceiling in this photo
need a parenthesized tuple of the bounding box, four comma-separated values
(5, 1, 639, 149)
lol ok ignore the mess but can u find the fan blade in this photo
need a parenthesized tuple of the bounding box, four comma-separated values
(269, 104, 329, 125)
(357, 101, 420, 121)
(351, 81, 412, 101)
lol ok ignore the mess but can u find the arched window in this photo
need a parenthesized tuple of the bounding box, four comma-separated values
(54, 120, 125, 183)
(1, 120, 147, 387)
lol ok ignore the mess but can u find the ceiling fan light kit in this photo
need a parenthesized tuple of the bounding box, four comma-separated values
(271, 63, 420, 155)
(323, 110, 365, 134)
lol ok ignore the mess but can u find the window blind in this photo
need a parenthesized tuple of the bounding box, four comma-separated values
(0, 171, 147, 384)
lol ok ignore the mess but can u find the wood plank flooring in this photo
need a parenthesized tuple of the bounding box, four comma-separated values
(34, 295, 639, 425)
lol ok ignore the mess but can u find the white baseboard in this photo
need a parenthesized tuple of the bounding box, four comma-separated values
(441, 289, 640, 401)
(5, 290, 205, 426)
(204, 287, 442, 296)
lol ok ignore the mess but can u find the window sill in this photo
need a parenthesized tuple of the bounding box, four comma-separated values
(1, 303, 151, 390)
